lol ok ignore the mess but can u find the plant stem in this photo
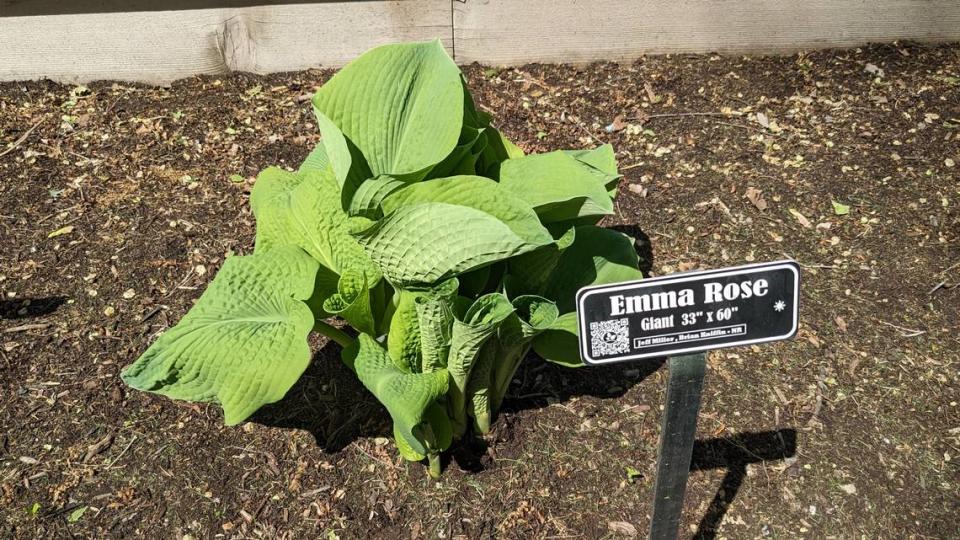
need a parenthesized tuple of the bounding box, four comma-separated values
(313, 319, 356, 348)
(428, 453, 441, 479)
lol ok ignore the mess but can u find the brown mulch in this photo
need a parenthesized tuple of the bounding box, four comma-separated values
(1, 42, 958, 539)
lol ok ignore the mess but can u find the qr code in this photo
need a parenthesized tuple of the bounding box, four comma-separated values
(590, 319, 630, 357)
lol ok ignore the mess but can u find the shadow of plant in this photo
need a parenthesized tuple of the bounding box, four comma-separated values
(448, 353, 665, 471)
(251, 342, 391, 452)
(0, 296, 67, 320)
(251, 342, 665, 459)
(608, 224, 654, 276)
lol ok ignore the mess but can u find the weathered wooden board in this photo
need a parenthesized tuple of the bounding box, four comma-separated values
(453, 0, 960, 64)
(1, 0, 958, 84)
(0, 1, 452, 84)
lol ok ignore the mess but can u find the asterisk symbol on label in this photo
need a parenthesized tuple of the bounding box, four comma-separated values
(774, 300, 786, 312)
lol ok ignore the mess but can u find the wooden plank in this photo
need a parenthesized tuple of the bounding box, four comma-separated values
(0, 1, 451, 84)
(0, 1, 369, 17)
(3, 0, 958, 83)
(454, 0, 960, 65)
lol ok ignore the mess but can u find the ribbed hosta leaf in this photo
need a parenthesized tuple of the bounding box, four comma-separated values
(382, 175, 554, 247)
(311, 40, 463, 184)
(464, 340, 497, 433)
(305, 264, 341, 319)
(394, 425, 426, 461)
(446, 293, 514, 435)
(249, 167, 305, 253)
(322, 270, 376, 336)
(499, 148, 617, 223)
(387, 288, 429, 373)
(427, 125, 486, 179)
(347, 175, 406, 219)
(345, 334, 449, 456)
(415, 279, 459, 373)
(251, 167, 381, 286)
(298, 141, 330, 174)
(506, 225, 577, 296)
(353, 201, 552, 287)
(121, 247, 318, 425)
(544, 226, 643, 313)
(393, 402, 454, 466)
(532, 312, 583, 367)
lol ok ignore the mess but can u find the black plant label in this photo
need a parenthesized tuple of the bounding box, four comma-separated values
(576, 260, 800, 364)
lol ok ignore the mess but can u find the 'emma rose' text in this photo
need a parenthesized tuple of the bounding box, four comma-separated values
(608, 279, 769, 316)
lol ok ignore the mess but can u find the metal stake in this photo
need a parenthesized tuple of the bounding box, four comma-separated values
(649, 352, 707, 539)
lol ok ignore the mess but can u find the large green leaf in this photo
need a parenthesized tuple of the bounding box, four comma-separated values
(422, 77, 489, 180)
(311, 40, 464, 184)
(392, 402, 453, 463)
(345, 334, 449, 456)
(305, 263, 341, 319)
(394, 424, 426, 462)
(250, 167, 381, 286)
(249, 167, 306, 253)
(531, 312, 583, 367)
(543, 226, 643, 313)
(564, 144, 620, 196)
(499, 149, 617, 223)
(353, 201, 553, 287)
(506, 225, 577, 296)
(446, 293, 514, 436)
(381, 175, 554, 247)
(121, 247, 318, 425)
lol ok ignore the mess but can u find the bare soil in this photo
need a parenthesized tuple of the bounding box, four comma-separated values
(1, 43, 958, 539)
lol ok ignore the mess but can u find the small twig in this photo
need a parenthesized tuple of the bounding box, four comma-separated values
(162, 268, 196, 298)
(3, 323, 51, 333)
(349, 441, 394, 469)
(37, 204, 81, 225)
(140, 305, 166, 323)
(571, 120, 604, 144)
(0, 118, 46, 158)
(928, 280, 958, 295)
(877, 320, 926, 337)
(713, 121, 764, 132)
(42, 502, 84, 519)
(515, 392, 553, 400)
(104, 435, 137, 470)
(647, 229, 675, 239)
(644, 111, 731, 119)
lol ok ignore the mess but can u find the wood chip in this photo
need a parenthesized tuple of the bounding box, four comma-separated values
(789, 208, 813, 228)
(834, 316, 847, 332)
(608, 521, 638, 537)
(83, 434, 114, 463)
(745, 186, 768, 211)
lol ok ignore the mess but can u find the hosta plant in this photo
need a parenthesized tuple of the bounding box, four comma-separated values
(122, 40, 643, 477)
